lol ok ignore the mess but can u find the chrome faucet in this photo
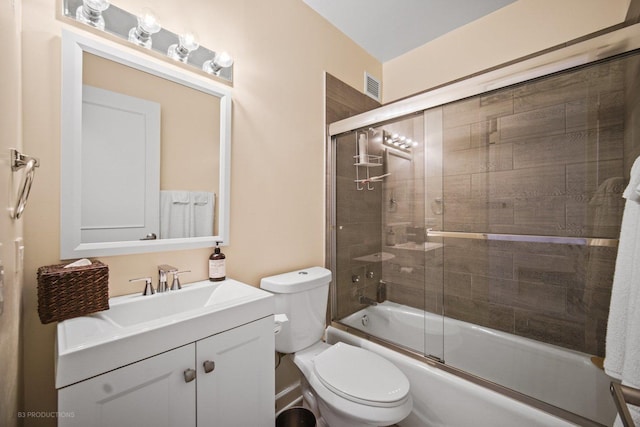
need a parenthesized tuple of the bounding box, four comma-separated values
(157, 264, 177, 293)
(358, 295, 378, 306)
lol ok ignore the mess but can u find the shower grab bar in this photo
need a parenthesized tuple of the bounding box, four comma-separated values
(10, 148, 40, 220)
(610, 382, 640, 427)
(426, 229, 618, 247)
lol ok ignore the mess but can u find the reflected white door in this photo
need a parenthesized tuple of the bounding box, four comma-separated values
(80, 85, 160, 243)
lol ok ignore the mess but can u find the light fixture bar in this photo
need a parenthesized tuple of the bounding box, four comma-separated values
(62, 0, 234, 83)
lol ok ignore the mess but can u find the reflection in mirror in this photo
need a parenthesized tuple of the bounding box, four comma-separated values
(81, 53, 220, 242)
(61, 30, 231, 258)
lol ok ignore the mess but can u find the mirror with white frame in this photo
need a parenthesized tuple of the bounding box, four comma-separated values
(60, 29, 231, 258)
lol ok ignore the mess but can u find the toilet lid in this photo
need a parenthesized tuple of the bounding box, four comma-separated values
(313, 342, 409, 406)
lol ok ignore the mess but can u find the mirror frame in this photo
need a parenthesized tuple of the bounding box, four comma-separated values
(60, 29, 231, 259)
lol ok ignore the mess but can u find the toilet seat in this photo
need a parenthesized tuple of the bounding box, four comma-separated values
(313, 342, 410, 408)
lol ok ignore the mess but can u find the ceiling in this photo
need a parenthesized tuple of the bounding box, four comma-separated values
(303, 0, 517, 62)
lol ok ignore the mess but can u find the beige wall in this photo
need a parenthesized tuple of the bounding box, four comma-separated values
(383, 0, 631, 102)
(20, 0, 380, 424)
(0, 0, 22, 426)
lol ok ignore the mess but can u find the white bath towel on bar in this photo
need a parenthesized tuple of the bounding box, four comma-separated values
(191, 191, 214, 237)
(605, 156, 640, 426)
(160, 191, 190, 239)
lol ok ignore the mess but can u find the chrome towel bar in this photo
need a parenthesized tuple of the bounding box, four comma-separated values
(10, 148, 40, 220)
(426, 229, 618, 248)
(611, 382, 640, 427)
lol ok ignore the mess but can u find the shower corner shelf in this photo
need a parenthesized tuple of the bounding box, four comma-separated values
(354, 154, 384, 190)
(353, 154, 383, 167)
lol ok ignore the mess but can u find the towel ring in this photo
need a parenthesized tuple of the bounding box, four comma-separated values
(10, 149, 40, 220)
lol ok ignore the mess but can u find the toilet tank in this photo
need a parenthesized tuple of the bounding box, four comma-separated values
(260, 267, 331, 353)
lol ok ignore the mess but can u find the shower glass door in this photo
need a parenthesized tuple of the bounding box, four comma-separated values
(333, 113, 443, 359)
(432, 52, 639, 425)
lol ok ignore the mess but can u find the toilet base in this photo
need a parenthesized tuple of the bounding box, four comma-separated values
(300, 376, 400, 427)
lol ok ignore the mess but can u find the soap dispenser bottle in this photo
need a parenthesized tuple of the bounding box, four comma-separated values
(209, 241, 226, 282)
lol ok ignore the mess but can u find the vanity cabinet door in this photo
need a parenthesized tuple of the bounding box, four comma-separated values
(196, 316, 274, 427)
(58, 344, 196, 427)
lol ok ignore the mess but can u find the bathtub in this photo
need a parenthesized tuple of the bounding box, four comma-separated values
(337, 301, 616, 426)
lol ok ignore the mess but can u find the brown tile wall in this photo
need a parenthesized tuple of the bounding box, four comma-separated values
(326, 73, 381, 319)
(379, 54, 639, 357)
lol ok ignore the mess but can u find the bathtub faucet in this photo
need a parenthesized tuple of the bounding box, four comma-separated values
(358, 295, 378, 306)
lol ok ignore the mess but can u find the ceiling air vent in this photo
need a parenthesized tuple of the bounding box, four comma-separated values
(364, 72, 381, 102)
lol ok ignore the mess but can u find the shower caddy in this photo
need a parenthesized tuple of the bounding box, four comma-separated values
(354, 130, 382, 190)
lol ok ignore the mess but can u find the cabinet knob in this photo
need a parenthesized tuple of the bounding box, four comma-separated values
(183, 368, 196, 383)
(203, 360, 215, 373)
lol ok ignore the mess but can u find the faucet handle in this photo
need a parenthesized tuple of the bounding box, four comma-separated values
(170, 270, 191, 291)
(129, 277, 155, 296)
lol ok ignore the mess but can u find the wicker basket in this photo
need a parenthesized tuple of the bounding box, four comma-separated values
(37, 260, 109, 324)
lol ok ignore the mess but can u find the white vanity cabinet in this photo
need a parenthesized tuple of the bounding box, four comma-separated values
(58, 343, 196, 427)
(196, 316, 274, 427)
(58, 316, 274, 427)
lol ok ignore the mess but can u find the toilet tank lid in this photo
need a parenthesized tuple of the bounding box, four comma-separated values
(260, 267, 331, 293)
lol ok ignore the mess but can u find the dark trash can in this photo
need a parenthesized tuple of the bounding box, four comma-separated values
(276, 407, 316, 427)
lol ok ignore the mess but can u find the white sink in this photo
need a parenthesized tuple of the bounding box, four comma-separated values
(56, 279, 274, 388)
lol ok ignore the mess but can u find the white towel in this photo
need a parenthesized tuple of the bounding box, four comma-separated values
(160, 191, 190, 239)
(605, 156, 640, 426)
(624, 160, 640, 203)
(191, 191, 214, 237)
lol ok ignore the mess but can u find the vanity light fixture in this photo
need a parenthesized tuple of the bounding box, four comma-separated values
(167, 32, 199, 63)
(75, 0, 110, 30)
(203, 51, 234, 76)
(63, 0, 234, 82)
(128, 8, 161, 49)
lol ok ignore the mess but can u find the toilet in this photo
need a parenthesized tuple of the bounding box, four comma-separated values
(260, 267, 412, 427)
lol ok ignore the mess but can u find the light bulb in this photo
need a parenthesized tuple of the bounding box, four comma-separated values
(128, 8, 161, 49)
(203, 51, 234, 75)
(75, 0, 110, 30)
(167, 32, 199, 63)
(215, 52, 234, 68)
(139, 9, 161, 33)
(180, 33, 199, 51)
